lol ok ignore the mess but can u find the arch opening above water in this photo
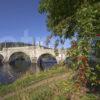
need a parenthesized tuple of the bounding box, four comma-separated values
(9, 52, 31, 72)
(37, 53, 57, 70)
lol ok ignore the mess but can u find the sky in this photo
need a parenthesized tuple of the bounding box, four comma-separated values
(0, 0, 71, 48)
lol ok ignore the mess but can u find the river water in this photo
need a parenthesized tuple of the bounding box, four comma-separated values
(0, 59, 57, 84)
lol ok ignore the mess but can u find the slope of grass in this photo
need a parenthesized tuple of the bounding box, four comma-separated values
(5, 72, 99, 100)
(4, 70, 73, 100)
(0, 66, 67, 97)
(0, 66, 99, 100)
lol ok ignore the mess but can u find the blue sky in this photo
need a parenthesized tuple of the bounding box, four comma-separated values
(0, 0, 71, 48)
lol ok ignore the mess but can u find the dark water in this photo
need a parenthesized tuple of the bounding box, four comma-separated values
(0, 59, 57, 84)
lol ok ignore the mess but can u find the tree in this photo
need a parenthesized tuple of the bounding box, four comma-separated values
(39, 0, 100, 40)
(39, 0, 100, 90)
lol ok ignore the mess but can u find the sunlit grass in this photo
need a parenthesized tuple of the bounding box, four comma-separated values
(4, 70, 73, 100)
(0, 66, 67, 97)
(5, 73, 98, 100)
(0, 65, 99, 100)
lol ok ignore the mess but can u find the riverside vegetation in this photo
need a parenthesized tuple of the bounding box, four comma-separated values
(0, 64, 99, 100)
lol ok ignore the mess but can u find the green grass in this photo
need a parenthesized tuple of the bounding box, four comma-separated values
(80, 94, 99, 100)
(0, 66, 99, 100)
(5, 71, 73, 100)
(5, 75, 99, 100)
(0, 66, 67, 97)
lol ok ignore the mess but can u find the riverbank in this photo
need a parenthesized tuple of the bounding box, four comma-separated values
(0, 66, 99, 100)
(0, 66, 67, 97)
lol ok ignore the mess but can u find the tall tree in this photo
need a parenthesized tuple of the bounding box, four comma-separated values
(39, 0, 100, 90)
(39, 0, 100, 39)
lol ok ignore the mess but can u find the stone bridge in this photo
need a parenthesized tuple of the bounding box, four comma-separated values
(0, 46, 66, 63)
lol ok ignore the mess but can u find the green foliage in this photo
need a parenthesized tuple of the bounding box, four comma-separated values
(81, 93, 98, 100)
(38, 0, 100, 90)
(39, 0, 100, 40)
(86, 64, 100, 90)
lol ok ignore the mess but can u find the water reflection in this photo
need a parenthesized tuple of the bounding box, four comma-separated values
(0, 58, 57, 84)
(0, 58, 35, 84)
(39, 59, 57, 70)
(0, 63, 17, 84)
(10, 58, 31, 73)
(37, 54, 57, 70)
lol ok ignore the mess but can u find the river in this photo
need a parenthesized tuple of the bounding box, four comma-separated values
(0, 58, 57, 84)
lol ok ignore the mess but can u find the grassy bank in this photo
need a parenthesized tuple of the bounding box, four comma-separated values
(0, 66, 67, 97)
(0, 66, 99, 100)
(5, 72, 99, 100)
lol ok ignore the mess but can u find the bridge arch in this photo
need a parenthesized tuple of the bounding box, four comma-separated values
(0, 54, 4, 65)
(9, 52, 31, 72)
(37, 53, 57, 70)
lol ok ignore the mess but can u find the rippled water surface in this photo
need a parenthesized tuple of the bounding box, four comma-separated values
(0, 59, 57, 84)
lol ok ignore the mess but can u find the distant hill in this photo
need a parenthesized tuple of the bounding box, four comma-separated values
(0, 42, 32, 50)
